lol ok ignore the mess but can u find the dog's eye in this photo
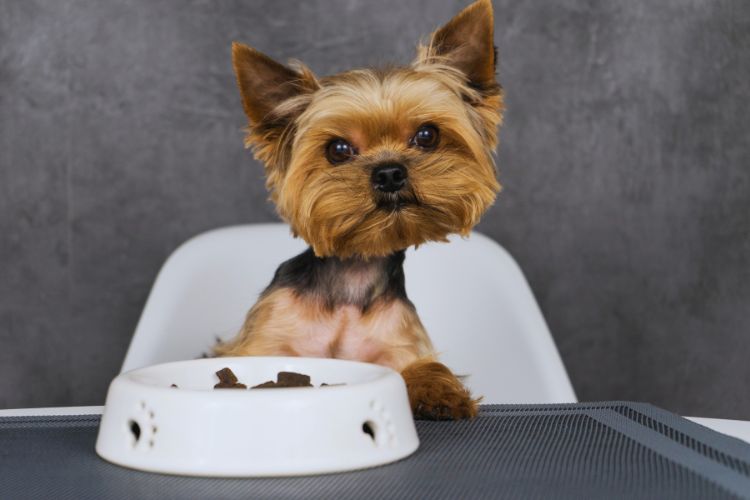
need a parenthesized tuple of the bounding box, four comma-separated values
(326, 139, 357, 164)
(412, 125, 440, 150)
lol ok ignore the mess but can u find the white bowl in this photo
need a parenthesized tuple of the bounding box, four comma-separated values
(95, 357, 419, 477)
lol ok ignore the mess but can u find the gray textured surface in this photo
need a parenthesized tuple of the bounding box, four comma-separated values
(1, 1, 749, 416)
(3, 403, 750, 499)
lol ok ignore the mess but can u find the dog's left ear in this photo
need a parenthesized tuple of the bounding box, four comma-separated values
(416, 0, 497, 90)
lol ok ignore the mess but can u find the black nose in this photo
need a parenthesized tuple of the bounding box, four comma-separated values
(371, 163, 407, 193)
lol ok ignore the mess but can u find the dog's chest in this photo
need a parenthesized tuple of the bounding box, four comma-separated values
(296, 306, 376, 358)
(271, 289, 407, 364)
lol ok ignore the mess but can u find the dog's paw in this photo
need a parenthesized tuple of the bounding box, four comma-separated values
(413, 399, 478, 421)
(401, 360, 480, 421)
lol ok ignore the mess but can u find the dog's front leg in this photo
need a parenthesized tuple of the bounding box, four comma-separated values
(401, 358, 481, 420)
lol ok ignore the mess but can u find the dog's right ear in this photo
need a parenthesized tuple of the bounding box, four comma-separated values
(231, 42, 317, 125)
(232, 43, 318, 194)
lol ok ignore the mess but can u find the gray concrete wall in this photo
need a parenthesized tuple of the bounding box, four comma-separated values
(1, 0, 748, 417)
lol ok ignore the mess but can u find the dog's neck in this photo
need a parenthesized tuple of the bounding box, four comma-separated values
(268, 248, 407, 311)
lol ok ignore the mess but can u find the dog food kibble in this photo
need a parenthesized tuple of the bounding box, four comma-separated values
(278, 371, 312, 386)
(214, 367, 247, 389)
(205, 368, 342, 390)
(250, 371, 314, 389)
(251, 380, 279, 389)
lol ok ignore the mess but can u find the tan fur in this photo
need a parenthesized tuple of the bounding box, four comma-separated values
(401, 358, 482, 420)
(276, 67, 502, 258)
(231, 2, 503, 259)
(215, 288, 434, 372)
(222, 0, 502, 420)
(416, 0, 497, 89)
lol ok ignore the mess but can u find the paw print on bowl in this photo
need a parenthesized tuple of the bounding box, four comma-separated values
(365, 399, 397, 447)
(127, 401, 158, 451)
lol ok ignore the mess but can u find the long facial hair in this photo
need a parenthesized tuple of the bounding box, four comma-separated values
(232, 0, 503, 258)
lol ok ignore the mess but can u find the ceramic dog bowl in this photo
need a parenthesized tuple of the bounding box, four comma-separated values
(95, 356, 419, 477)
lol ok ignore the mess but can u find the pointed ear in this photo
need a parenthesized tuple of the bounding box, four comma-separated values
(418, 0, 497, 89)
(231, 42, 317, 124)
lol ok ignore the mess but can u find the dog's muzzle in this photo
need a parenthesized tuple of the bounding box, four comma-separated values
(371, 163, 407, 193)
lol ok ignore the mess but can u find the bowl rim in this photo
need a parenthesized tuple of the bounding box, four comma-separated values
(119, 356, 400, 395)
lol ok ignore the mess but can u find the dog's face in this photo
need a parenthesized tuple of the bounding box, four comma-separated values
(232, 0, 503, 258)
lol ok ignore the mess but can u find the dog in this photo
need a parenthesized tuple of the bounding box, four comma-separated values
(216, 0, 504, 420)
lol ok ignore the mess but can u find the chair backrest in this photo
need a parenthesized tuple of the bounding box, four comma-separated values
(121, 224, 576, 404)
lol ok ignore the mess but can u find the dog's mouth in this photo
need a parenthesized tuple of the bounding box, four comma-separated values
(375, 191, 418, 212)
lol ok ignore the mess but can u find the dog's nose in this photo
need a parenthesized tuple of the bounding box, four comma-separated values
(371, 163, 408, 193)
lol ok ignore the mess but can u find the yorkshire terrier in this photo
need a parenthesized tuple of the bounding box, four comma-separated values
(216, 0, 504, 420)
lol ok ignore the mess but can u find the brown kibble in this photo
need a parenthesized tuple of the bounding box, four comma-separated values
(209, 369, 336, 390)
(216, 367, 239, 385)
(251, 380, 277, 389)
(214, 367, 247, 389)
(250, 371, 314, 389)
(215, 382, 247, 389)
(277, 371, 312, 387)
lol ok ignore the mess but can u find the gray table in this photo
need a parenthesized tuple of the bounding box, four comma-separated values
(2, 402, 750, 499)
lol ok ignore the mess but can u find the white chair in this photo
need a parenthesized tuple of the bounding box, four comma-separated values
(121, 223, 576, 404)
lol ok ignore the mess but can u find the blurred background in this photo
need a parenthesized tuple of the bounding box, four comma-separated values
(1, 0, 748, 417)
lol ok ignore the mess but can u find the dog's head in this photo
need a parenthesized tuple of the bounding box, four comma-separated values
(233, 0, 503, 258)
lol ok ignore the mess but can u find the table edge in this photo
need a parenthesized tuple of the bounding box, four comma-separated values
(1, 406, 748, 444)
